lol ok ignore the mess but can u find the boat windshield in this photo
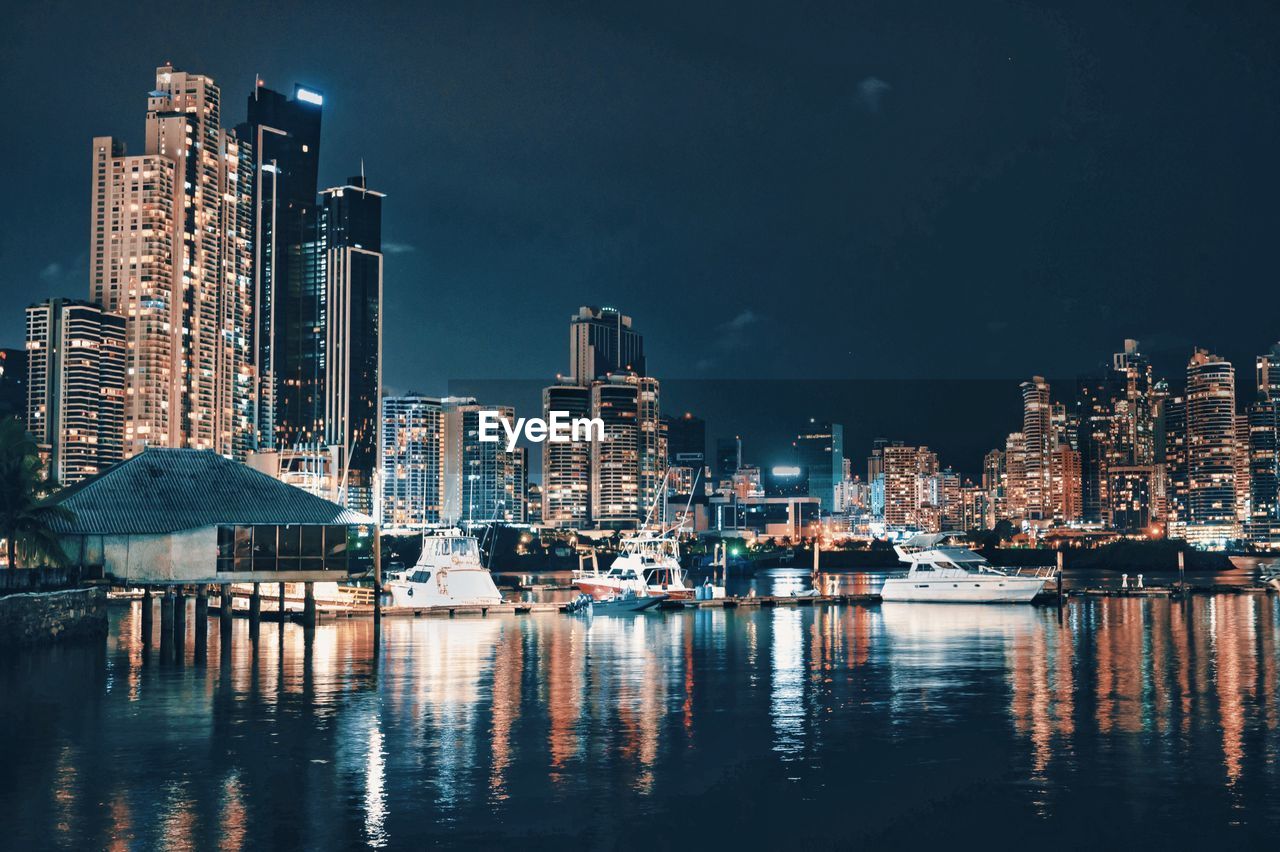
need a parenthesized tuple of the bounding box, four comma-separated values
(423, 537, 480, 560)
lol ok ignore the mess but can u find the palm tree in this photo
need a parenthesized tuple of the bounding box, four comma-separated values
(0, 417, 73, 569)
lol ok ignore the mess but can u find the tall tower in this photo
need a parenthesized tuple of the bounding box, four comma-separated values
(237, 82, 324, 451)
(590, 373, 663, 529)
(1020, 376, 1052, 522)
(90, 64, 254, 459)
(379, 395, 444, 529)
(1185, 349, 1238, 545)
(320, 176, 384, 513)
(568, 306, 645, 384)
(541, 382, 593, 528)
(25, 300, 126, 484)
(795, 420, 844, 512)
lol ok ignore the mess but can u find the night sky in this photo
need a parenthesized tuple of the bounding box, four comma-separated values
(2, 1, 1278, 471)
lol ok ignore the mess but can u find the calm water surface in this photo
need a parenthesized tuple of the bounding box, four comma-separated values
(2, 592, 1279, 849)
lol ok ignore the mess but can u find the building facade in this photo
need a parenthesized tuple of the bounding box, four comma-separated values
(25, 300, 126, 485)
(380, 395, 444, 530)
(1185, 349, 1238, 545)
(568, 306, 645, 384)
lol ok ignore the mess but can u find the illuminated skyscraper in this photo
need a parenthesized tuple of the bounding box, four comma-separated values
(237, 81, 323, 450)
(90, 64, 254, 459)
(541, 382, 592, 528)
(442, 398, 525, 525)
(1246, 343, 1280, 545)
(379, 395, 443, 529)
(25, 300, 126, 484)
(591, 373, 663, 529)
(568, 306, 645, 384)
(1020, 376, 1052, 522)
(320, 176, 384, 513)
(795, 420, 844, 512)
(1185, 349, 1238, 545)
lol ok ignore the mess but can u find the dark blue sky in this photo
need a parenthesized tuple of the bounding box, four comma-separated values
(2, 0, 1277, 461)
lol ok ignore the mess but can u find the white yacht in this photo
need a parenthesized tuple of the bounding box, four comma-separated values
(880, 533, 1053, 603)
(385, 529, 503, 608)
(573, 532, 694, 600)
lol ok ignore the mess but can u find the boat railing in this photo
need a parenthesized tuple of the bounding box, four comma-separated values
(1007, 566, 1060, 579)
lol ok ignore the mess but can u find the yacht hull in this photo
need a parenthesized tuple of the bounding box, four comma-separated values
(880, 576, 1046, 603)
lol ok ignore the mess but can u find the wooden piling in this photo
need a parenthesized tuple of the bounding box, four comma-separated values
(194, 587, 208, 662)
(303, 582, 316, 628)
(249, 582, 262, 637)
(1056, 551, 1064, 606)
(159, 589, 175, 658)
(277, 582, 286, 629)
(220, 584, 233, 637)
(173, 587, 186, 662)
(140, 586, 153, 646)
(1178, 550, 1186, 594)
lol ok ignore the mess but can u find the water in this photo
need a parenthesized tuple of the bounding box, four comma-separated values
(2, 594, 1279, 849)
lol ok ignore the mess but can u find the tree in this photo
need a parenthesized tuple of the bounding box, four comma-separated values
(0, 417, 73, 569)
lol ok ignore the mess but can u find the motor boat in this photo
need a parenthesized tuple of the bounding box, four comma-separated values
(573, 531, 694, 600)
(880, 533, 1053, 603)
(564, 590, 667, 615)
(385, 528, 503, 608)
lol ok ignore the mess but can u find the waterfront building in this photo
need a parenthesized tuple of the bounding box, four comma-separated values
(379, 395, 444, 530)
(246, 443, 342, 503)
(1162, 394, 1189, 537)
(1185, 349, 1239, 545)
(1108, 465, 1155, 532)
(664, 412, 706, 475)
(568, 306, 645, 384)
(541, 382, 593, 528)
(883, 445, 939, 531)
(1234, 414, 1252, 524)
(960, 485, 995, 531)
(716, 436, 743, 481)
(867, 438, 890, 485)
(982, 448, 1007, 520)
(590, 373, 663, 529)
(236, 81, 324, 451)
(763, 465, 808, 498)
(0, 348, 27, 424)
(525, 483, 543, 526)
(1110, 339, 1157, 467)
(91, 64, 254, 460)
(795, 420, 844, 512)
(442, 398, 525, 525)
(1075, 373, 1117, 525)
(1051, 445, 1082, 524)
(939, 467, 963, 531)
(25, 299, 126, 485)
(1005, 432, 1027, 522)
(1020, 376, 1053, 522)
(318, 176, 384, 514)
(48, 448, 372, 584)
(1246, 345, 1280, 545)
(709, 493, 820, 539)
(733, 465, 763, 500)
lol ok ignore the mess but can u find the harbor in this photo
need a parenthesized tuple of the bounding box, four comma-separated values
(5, 589, 1280, 848)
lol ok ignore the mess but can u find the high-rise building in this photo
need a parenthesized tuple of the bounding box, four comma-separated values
(568, 306, 645, 384)
(541, 382, 593, 528)
(1020, 376, 1052, 522)
(716, 436, 742, 481)
(867, 438, 890, 485)
(664, 412, 706, 476)
(883, 445, 937, 530)
(982, 448, 1007, 520)
(1185, 349, 1238, 545)
(1005, 432, 1027, 523)
(1051, 444, 1083, 524)
(91, 64, 254, 459)
(442, 399, 525, 525)
(1258, 342, 1280, 401)
(591, 373, 663, 529)
(237, 81, 324, 451)
(379, 395, 444, 530)
(795, 420, 844, 512)
(1162, 394, 1189, 535)
(319, 176, 384, 513)
(25, 299, 126, 484)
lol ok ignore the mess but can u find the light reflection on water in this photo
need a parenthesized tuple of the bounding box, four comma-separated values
(1, 594, 1278, 848)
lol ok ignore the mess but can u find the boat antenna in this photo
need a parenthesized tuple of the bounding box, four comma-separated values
(641, 468, 670, 530)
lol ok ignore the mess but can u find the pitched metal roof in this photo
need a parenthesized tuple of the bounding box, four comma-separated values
(49, 448, 374, 535)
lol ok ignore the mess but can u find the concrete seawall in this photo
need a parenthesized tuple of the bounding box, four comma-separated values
(0, 587, 108, 648)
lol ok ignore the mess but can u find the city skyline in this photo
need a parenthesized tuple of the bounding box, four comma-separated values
(4, 1, 1279, 399)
